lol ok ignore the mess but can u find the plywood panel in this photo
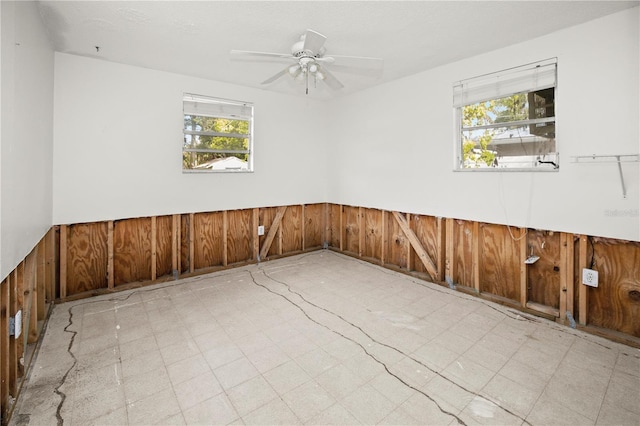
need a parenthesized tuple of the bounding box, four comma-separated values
(66, 222, 108, 294)
(1, 277, 9, 418)
(180, 215, 190, 273)
(259, 207, 279, 257)
(282, 205, 303, 253)
(588, 239, 640, 337)
(527, 230, 561, 308)
(410, 215, 438, 277)
(227, 209, 252, 264)
(479, 223, 521, 302)
(114, 218, 152, 285)
(193, 212, 224, 270)
(304, 204, 324, 249)
(155, 215, 173, 278)
(363, 208, 383, 261)
(573, 235, 582, 322)
(343, 205, 360, 254)
(452, 220, 474, 287)
(385, 212, 407, 269)
(328, 204, 341, 249)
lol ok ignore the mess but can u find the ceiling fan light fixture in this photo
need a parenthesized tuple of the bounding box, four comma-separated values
(316, 70, 325, 80)
(288, 64, 302, 78)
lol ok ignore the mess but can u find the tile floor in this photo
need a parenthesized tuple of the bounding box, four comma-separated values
(11, 251, 640, 425)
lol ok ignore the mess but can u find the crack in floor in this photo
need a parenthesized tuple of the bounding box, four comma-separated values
(253, 251, 535, 425)
(45, 250, 634, 425)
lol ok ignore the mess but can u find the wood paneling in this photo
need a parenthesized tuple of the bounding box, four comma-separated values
(385, 212, 407, 269)
(363, 208, 383, 260)
(527, 230, 561, 309)
(259, 207, 279, 258)
(66, 222, 109, 293)
(328, 204, 341, 249)
(343, 205, 360, 255)
(479, 223, 521, 302)
(303, 204, 325, 249)
(193, 212, 224, 270)
(588, 239, 640, 337)
(410, 215, 439, 278)
(227, 209, 252, 264)
(452, 220, 474, 287)
(1, 276, 8, 419)
(155, 215, 173, 278)
(114, 218, 152, 285)
(180, 215, 190, 273)
(282, 205, 303, 253)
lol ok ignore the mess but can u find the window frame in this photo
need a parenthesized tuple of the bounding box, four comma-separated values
(453, 58, 558, 172)
(182, 93, 254, 173)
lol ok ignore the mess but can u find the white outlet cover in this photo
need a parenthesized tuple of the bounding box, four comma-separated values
(582, 268, 599, 287)
(257, 225, 265, 236)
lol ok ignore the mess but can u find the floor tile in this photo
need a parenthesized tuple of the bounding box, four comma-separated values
(263, 359, 312, 395)
(340, 384, 398, 424)
(126, 387, 181, 425)
(173, 370, 223, 411)
(305, 403, 361, 425)
(316, 364, 366, 400)
(226, 375, 278, 417)
(214, 356, 260, 390)
(182, 393, 239, 426)
(166, 353, 210, 386)
(282, 380, 336, 422)
(242, 397, 300, 425)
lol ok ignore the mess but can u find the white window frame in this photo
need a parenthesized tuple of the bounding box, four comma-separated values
(183, 93, 254, 173)
(453, 58, 558, 171)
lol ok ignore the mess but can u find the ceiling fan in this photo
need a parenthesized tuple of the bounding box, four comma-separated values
(231, 29, 383, 94)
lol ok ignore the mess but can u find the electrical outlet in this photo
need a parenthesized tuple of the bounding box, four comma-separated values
(582, 268, 599, 287)
(257, 225, 265, 236)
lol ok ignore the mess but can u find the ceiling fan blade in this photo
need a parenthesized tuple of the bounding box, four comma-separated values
(261, 66, 290, 85)
(320, 67, 344, 90)
(330, 54, 384, 69)
(231, 50, 294, 60)
(315, 56, 335, 64)
(302, 29, 326, 53)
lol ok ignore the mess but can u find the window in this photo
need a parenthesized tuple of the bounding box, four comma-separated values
(183, 93, 253, 172)
(454, 58, 557, 170)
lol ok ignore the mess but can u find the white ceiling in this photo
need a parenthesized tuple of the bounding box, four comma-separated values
(37, 0, 638, 99)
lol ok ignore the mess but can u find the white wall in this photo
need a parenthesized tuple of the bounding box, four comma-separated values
(327, 7, 640, 241)
(0, 1, 54, 281)
(52, 54, 328, 225)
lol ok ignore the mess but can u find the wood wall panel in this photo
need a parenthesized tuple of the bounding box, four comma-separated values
(452, 220, 474, 287)
(155, 215, 173, 278)
(180, 215, 190, 273)
(114, 218, 152, 285)
(66, 222, 109, 294)
(1, 277, 8, 419)
(328, 204, 341, 249)
(282, 205, 303, 253)
(259, 207, 279, 257)
(410, 215, 438, 276)
(527, 230, 561, 308)
(227, 209, 252, 264)
(363, 208, 383, 260)
(479, 223, 520, 302)
(304, 204, 324, 249)
(342, 206, 360, 254)
(193, 212, 224, 270)
(385, 212, 407, 269)
(588, 239, 640, 337)
(573, 236, 582, 322)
